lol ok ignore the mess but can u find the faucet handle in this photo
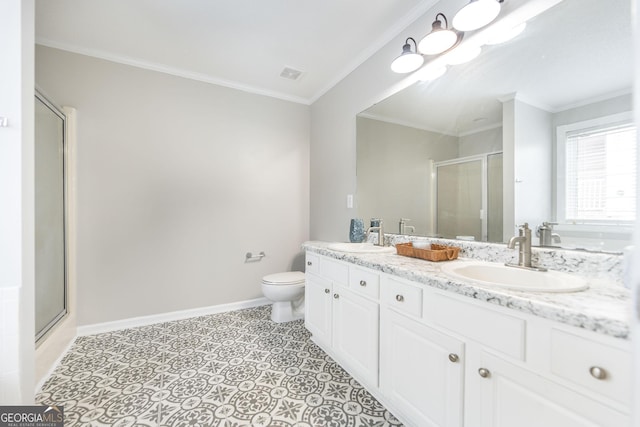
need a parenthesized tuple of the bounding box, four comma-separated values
(400, 218, 411, 222)
(518, 223, 530, 229)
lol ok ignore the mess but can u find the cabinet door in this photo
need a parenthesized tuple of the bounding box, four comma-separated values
(380, 307, 464, 427)
(304, 274, 332, 348)
(333, 288, 379, 387)
(476, 352, 629, 427)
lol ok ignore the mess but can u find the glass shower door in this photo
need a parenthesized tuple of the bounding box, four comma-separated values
(436, 159, 483, 241)
(35, 93, 67, 341)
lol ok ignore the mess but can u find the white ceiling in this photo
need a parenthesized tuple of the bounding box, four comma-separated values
(35, 0, 437, 104)
(362, 0, 633, 135)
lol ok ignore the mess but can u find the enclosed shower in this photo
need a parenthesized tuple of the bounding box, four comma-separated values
(435, 152, 503, 242)
(34, 91, 67, 342)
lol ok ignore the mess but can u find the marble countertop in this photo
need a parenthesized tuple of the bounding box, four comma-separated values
(303, 241, 632, 340)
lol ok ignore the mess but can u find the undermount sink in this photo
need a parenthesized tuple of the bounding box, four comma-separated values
(440, 261, 589, 293)
(327, 242, 396, 254)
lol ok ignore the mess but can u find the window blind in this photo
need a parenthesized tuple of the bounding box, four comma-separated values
(565, 123, 636, 222)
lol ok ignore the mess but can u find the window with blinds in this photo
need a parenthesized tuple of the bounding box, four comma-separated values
(564, 123, 636, 222)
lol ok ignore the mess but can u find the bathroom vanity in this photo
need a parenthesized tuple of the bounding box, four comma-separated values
(303, 240, 631, 427)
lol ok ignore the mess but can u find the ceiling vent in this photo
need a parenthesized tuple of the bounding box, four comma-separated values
(280, 67, 304, 81)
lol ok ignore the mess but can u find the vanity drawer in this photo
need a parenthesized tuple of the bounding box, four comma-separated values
(305, 252, 320, 275)
(349, 266, 380, 300)
(319, 257, 349, 286)
(381, 276, 422, 318)
(423, 292, 525, 360)
(550, 328, 631, 405)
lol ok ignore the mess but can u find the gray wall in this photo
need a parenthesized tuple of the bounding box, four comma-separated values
(36, 46, 310, 326)
(458, 126, 503, 157)
(356, 117, 458, 236)
(552, 94, 632, 128)
(309, 5, 440, 241)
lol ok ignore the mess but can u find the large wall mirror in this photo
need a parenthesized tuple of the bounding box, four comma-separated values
(356, 0, 633, 252)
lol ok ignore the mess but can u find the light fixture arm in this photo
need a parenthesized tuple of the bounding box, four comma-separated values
(404, 37, 418, 52)
(391, 36, 424, 73)
(435, 13, 449, 29)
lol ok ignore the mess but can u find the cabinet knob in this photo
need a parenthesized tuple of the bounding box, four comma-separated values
(395, 294, 404, 302)
(448, 353, 459, 363)
(478, 368, 491, 378)
(324, 288, 330, 294)
(307, 261, 312, 266)
(333, 294, 339, 299)
(589, 366, 607, 380)
(360, 280, 367, 287)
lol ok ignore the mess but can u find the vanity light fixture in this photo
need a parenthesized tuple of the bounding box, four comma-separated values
(418, 13, 460, 55)
(391, 37, 424, 73)
(453, 0, 503, 32)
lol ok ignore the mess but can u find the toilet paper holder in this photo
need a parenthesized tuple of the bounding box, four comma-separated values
(245, 251, 266, 261)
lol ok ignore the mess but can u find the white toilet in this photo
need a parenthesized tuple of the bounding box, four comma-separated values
(261, 271, 306, 323)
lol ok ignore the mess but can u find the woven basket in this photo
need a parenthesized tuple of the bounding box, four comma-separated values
(396, 242, 460, 262)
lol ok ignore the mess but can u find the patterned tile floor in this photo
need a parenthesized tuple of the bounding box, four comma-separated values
(37, 305, 403, 426)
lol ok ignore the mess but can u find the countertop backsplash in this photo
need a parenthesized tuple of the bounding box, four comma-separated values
(366, 233, 625, 287)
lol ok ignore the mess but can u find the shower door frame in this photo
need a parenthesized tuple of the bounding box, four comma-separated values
(434, 151, 502, 242)
(35, 89, 68, 343)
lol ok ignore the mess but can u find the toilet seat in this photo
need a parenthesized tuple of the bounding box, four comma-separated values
(262, 271, 305, 285)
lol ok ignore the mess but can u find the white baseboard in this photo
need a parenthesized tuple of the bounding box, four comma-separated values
(77, 297, 270, 336)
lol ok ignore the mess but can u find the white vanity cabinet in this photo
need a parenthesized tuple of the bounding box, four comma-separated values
(462, 305, 630, 426)
(475, 351, 630, 427)
(379, 275, 465, 427)
(304, 254, 380, 388)
(304, 251, 631, 427)
(424, 290, 630, 427)
(304, 273, 333, 347)
(333, 285, 379, 386)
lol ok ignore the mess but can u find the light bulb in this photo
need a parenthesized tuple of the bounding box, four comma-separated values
(418, 30, 458, 55)
(453, 0, 501, 32)
(391, 52, 424, 73)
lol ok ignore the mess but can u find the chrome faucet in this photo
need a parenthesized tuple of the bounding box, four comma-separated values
(399, 218, 415, 235)
(367, 219, 385, 246)
(537, 222, 561, 247)
(507, 223, 546, 271)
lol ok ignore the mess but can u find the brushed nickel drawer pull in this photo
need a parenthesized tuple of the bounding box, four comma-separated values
(395, 294, 404, 302)
(589, 366, 607, 380)
(448, 353, 459, 363)
(359, 280, 367, 287)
